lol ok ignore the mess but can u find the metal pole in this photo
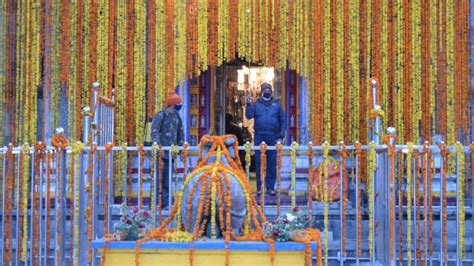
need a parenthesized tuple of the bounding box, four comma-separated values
(455, 152, 460, 266)
(413, 156, 417, 266)
(1, 152, 6, 264)
(29, 152, 34, 266)
(339, 153, 344, 266)
(355, 154, 360, 266)
(15, 154, 20, 266)
(439, 152, 444, 266)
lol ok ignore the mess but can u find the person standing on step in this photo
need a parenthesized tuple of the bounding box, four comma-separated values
(151, 89, 185, 207)
(245, 82, 285, 196)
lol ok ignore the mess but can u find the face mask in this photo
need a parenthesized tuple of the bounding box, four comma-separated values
(262, 92, 272, 100)
(174, 104, 182, 111)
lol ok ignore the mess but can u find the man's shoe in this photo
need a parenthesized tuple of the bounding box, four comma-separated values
(267, 189, 276, 196)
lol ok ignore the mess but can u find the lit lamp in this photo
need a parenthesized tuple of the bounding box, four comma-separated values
(237, 69, 245, 91)
(265, 67, 275, 82)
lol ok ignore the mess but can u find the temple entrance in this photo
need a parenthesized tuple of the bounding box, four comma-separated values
(214, 61, 283, 145)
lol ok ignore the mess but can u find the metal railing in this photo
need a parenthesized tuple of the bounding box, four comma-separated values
(0, 139, 472, 265)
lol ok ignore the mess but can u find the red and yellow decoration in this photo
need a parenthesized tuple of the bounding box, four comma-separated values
(0, 1, 470, 146)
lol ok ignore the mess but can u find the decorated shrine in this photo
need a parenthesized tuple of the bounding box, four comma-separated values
(0, 0, 473, 265)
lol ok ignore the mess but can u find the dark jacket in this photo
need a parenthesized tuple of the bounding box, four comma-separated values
(245, 97, 285, 139)
(151, 107, 184, 146)
(225, 121, 244, 146)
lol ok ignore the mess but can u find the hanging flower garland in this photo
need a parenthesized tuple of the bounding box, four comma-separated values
(456, 143, 465, 259)
(260, 142, 267, 209)
(20, 143, 30, 261)
(406, 142, 414, 264)
(171, 144, 180, 197)
(134, 0, 146, 144)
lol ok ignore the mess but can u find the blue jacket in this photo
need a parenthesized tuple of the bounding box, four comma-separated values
(245, 97, 285, 139)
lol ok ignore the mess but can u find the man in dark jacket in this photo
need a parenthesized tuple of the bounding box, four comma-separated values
(245, 82, 285, 195)
(151, 90, 184, 207)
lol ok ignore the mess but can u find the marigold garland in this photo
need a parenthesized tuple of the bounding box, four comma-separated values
(322, 141, 330, 265)
(290, 142, 298, 209)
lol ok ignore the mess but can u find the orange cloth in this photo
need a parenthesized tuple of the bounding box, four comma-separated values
(165, 90, 182, 106)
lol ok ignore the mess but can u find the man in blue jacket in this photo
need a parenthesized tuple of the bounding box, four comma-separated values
(245, 82, 285, 195)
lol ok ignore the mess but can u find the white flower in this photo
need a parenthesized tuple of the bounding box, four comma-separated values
(285, 213, 296, 222)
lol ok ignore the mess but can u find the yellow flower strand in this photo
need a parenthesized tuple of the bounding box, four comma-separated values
(116, 0, 127, 144)
(51, 0, 60, 131)
(407, 142, 413, 265)
(367, 142, 376, 258)
(323, 0, 331, 142)
(412, 0, 421, 142)
(446, 0, 455, 146)
(135, 0, 146, 144)
(69, 0, 78, 142)
(156, 0, 165, 111)
(380, 0, 388, 138)
(395, 0, 404, 142)
(21, 144, 30, 261)
(336, 0, 344, 142)
(175, 0, 186, 85)
(197, 0, 208, 72)
(290, 141, 298, 208)
(456, 143, 465, 258)
(322, 141, 330, 265)
(97, 0, 109, 99)
(429, 0, 438, 132)
(115, 143, 127, 198)
(278, 0, 287, 69)
(81, 0, 90, 114)
(350, 0, 360, 142)
(15, 0, 25, 144)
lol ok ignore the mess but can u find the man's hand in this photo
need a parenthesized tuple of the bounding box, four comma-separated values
(245, 94, 253, 104)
